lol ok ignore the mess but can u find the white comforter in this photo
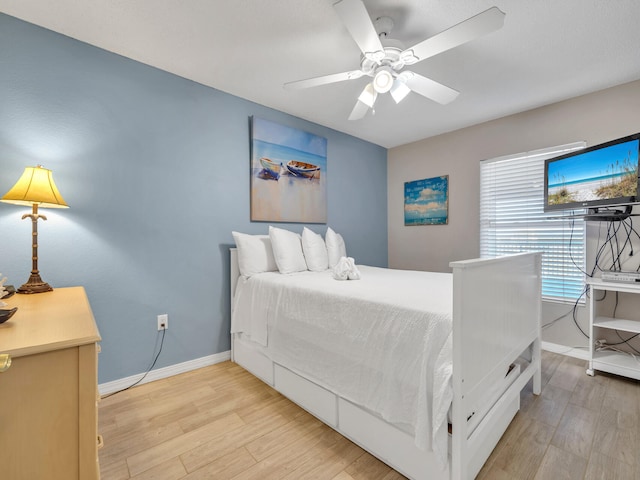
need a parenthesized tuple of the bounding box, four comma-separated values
(231, 266, 453, 464)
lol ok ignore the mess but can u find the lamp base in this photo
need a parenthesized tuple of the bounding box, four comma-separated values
(17, 273, 53, 294)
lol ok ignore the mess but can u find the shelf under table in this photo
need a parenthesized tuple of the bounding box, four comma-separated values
(592, 351, 640, 380)
(593, 316, 640, 334)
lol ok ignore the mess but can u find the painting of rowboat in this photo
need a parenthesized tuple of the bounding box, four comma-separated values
(251, 117, 327, 223)
(259, 157, 282, 180)
(286, 160, 320, 179)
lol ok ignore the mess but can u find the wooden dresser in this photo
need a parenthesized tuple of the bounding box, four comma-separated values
(0, 286, 102, 480)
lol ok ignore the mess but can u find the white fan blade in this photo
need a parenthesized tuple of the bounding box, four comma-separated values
(401, 7, 505, 64)
(284, 70, 363, 90)
(348, 99, 370, 121)
(404, 72, 459, 104)
(334, 0, 385, 61)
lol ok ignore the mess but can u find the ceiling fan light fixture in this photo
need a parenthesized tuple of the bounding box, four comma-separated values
(358, 82, 377, 107)
(390, 78, 411, 103)
(373, 68, 394, 93)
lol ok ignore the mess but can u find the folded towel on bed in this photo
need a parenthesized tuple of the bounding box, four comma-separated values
(332, 256, 361, 280)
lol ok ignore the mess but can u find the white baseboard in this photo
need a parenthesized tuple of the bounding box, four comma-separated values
(541, 341, 589, 360)
(98, 350, 231, 395)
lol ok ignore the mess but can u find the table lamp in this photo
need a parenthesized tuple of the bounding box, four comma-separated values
(1, 165, 68, 294)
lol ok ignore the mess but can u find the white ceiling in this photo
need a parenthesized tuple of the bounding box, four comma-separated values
(2, 0, 640, 148)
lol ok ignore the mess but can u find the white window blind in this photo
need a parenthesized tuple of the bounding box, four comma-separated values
(480, 142, 587, 302)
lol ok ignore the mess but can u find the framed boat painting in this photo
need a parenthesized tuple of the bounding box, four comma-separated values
(250, 117, 327, 223)
(404, 175, 449, 225)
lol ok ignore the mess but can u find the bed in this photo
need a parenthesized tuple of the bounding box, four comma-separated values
(229, 246, 541, 480)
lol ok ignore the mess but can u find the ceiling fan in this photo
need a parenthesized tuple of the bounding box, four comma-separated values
(284, 0, 505, 120)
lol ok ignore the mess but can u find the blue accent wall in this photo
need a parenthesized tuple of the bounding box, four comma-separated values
(0, 14, 388, 383)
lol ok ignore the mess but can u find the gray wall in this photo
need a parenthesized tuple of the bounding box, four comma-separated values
(388, 79, 640, 349)
(0, 14, 388, 383)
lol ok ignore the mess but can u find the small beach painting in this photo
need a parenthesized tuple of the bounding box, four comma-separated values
(250, 117, 327, 223)
(404, 175, 449, 225)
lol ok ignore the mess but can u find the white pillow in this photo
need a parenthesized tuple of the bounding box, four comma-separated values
(269, 226, 308, 274)
(326, 227, 347, 268)
(301, 227, 329, 272)
(232, 231, 277, 277)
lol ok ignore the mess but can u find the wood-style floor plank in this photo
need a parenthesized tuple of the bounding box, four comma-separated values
(180, 412, 290, 473)
(591, 406, 638, 466)
(533, 444, 587, 480)
(584, 451, 636, 480)
(126, 413, 246, 476)
(550, 403, 599, 459)
(100, 353, 640, 479)
(181, 448, 257, 480)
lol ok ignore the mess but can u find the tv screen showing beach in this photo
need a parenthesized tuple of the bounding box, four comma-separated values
(546, 139, 639, 207)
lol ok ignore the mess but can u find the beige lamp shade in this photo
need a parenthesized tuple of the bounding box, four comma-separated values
(1, 166, 68, 208)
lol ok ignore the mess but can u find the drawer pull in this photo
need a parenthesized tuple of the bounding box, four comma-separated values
(0, 353, 11, 372)
(97, 435, 104, 450)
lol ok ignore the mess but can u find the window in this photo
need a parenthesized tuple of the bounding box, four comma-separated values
(480, 142, 586, 302)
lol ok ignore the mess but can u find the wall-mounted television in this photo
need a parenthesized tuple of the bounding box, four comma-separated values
(544, 132, 640, 216)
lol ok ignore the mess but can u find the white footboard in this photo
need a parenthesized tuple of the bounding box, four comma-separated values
(229, 248, 541, 480)
(450, 252, 541, 480)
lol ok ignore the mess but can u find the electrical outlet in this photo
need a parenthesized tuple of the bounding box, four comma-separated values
(157, 314, 168, 331)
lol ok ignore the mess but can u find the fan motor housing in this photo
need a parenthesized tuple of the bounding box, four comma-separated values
(360, 42, 405, 76)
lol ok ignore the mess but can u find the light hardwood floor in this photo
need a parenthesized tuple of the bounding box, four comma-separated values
(99, 351, 640, 479)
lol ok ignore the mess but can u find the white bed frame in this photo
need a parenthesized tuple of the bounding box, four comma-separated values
(230, 249, 541, 480)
